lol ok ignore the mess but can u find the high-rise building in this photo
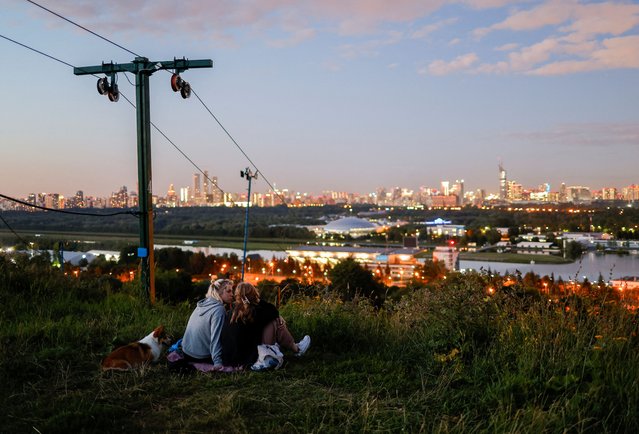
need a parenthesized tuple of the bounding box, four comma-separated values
(453, 179, 464, 206)
(499, 163, 507, 200)
(74, 190, 85, 208)
(622, 185, 639, 201)
(203, 171, 210, 198)
(192, 173, 201, 201)
(167, 184, 178, 207)
(507, 181, 523, 201)
(602, 187, 617, 200)
(180, 187, 190, 204)
(567, 186, 592, 203)
(559, 183, 567, 202)
(210, 176, 222, 204)
(441, 181, 450, 196)
(110, 186, 128, 208)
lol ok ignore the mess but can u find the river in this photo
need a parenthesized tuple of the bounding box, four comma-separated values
(460, 252, 639, 282)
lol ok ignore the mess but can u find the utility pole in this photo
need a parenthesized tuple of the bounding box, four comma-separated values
(240, 167, 258, 281)
(74, 57, 212, 304)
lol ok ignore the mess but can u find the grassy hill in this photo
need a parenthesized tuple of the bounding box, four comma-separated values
(2, 253, 638, 433)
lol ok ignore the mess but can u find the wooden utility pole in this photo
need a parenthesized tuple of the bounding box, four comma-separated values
(74, 57, 212, 303)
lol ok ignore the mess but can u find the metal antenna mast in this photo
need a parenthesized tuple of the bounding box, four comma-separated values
(74, 57, 212, 304)
(240, 167, 258, 281)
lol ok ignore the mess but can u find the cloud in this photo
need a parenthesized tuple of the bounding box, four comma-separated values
(478, 0, 639, 37)
(530, 34, 639, 75)
(495, 42, 519, 51)
(411, 17, 458, 39)
(338, 30, 405, 59)
(427, 52, 479, 75)
(473, 1, 639, 75)
(312, 0, 448, 35)
(461, 0, 520, 8)
(448, 37, 461, 46)
(507, 122, 639, 147)
(491, 0, 577, 33)
(268, 26, 316, 48)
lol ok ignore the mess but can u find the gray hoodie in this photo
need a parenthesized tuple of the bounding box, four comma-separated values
(181, 297, 226, 365)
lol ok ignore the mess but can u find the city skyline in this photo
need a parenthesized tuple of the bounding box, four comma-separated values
(2, 1, 639, 198)
(5, 167, 638, 204)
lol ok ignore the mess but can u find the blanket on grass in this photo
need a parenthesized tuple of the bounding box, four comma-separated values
(166, 340, 243, 373)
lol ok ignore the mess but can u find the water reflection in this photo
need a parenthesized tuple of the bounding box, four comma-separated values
(461, 252, 639, 281)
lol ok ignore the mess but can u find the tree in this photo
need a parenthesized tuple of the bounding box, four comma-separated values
(564, 241, 584, 260)
(486, 229, 502, 245)
(421, 260, 447, 283)
(328, 258, 385, 304)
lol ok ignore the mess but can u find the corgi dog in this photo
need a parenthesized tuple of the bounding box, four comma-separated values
(101, 325, 171, 371)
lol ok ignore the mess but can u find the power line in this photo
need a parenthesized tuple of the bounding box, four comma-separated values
(117, 92, 235, 205)
(2, 31, 308, 255)
(0, 193, 139, 217)
(0, 33, 232, 206)
(25, 0, 140, 58)
(191, 88, 289, 206)
(20, 2, 289, 207)
(0, 212, 29, 245)
(1, 33, 75, 69)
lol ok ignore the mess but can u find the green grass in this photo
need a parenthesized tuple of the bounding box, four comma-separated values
(460, 251, 573, 264)
(0, 229, 306, 251)
(2, 255, 638, 433)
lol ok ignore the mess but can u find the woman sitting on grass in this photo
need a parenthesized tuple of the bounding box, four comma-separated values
(180, 278, 234, 367)
(221, 282, 310, 368)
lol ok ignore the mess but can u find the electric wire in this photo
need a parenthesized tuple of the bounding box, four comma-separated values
(0, 33, 233, 206)
(191, 88, 289, 206)
(117, 92, 235, 206)
(0, 213, 30, 245)
(2, 31, 310, 258)
(21, 1, 289, 207)
(1, 33, 75, 69)
(25, 0, 141, 58)
(0, 194, 140, 217)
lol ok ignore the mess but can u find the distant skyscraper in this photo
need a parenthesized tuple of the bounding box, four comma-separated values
(602, 187, 617, 200)
(499, 163, 507, 200)
(167, 184, 177, 207)
(193, 173, 201, 200)
(622, 185, 639, 201)
(454, 179, 464, 205)
(203, 171, 210, 197)
(559, 183, 567, 202)
(180, 187, 189, 204)
(211, 176, 222, 204)
(441, 181, 450, 196)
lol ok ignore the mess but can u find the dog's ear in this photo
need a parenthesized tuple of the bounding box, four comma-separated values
(153, 325, 165, 337)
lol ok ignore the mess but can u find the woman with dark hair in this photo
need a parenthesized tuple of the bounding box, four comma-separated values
(221, 282, 310, 368)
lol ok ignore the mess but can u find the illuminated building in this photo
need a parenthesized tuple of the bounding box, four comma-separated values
(499, 163, 507, 200)
(433, 246, 458, 271)
(192, 173, 201, 202)
(322, 217, 383, 238)
(601, 187, 617, 200)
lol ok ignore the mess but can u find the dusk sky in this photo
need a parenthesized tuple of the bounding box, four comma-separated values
(2, 0, 638, 199)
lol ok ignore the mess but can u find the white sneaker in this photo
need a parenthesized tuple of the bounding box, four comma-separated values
(296, 335, 311, 357)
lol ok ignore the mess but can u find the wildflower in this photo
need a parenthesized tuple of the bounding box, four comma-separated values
(613, 337, 628, 342)
(435, 348, 460, 363)
(595, 335, 603, 339)
(592, 345, 603, 351)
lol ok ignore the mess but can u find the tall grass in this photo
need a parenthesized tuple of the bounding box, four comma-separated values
(2, 253, 638, 433)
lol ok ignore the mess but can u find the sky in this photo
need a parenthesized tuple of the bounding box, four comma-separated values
(1, 0, 638, 199)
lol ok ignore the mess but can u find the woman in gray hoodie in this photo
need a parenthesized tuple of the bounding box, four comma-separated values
(181, 278, 234, 367)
